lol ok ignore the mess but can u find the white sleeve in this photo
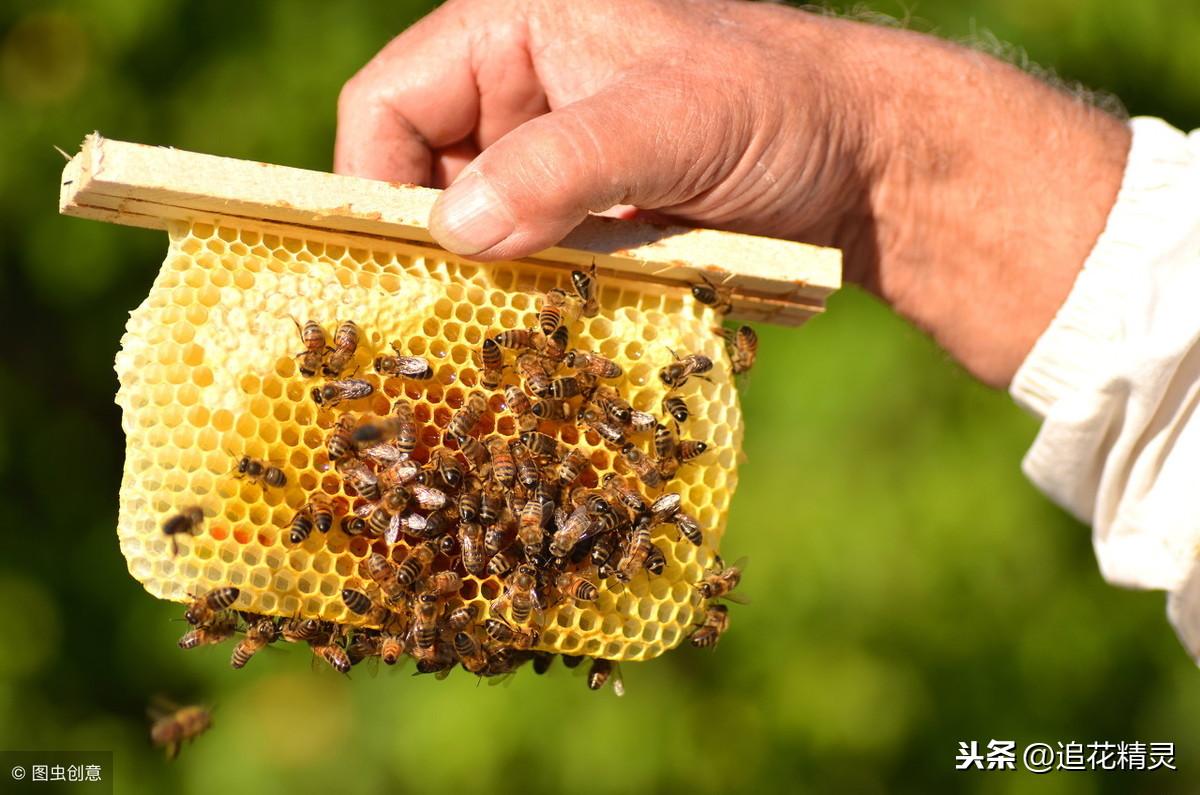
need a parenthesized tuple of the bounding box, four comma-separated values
(1010, 116, 1200, 660)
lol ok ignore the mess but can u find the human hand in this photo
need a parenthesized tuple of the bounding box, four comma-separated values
(335, 0, 1129, 386)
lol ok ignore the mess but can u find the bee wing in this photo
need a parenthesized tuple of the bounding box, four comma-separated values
(146, 694, 181, 720)
(354, 503, 374, 518)
(716, 592, 751, 606)
(384, 512, 403, 545)
(397, 356, 432, 376)
(612, 663, 626, 697)
(412, 485, 447, 509)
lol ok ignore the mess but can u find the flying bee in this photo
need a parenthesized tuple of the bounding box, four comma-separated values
(374, 346, 434, 380)
(311, 377, 374, 408)
(616, 517, 654, 581)
(692, 273, 734, 314)
(564, 350, 623, 378)
(493, 564, 539, 625)
(697, 557, 747, 601)
(659, 351, 713, 390)
(446, 391, 488, 441)
(322, 320, 360, 377)
(149, 702, 213, 760)
(518, 430, 558, 460)
(531, 397, 572, 422)
(677, 440, 708, 461)
(326, 415, 357, 462)
(515, 353, 553, 397)
(571, 260, 599, 317)
(178, 612, 237, 649)
(411, 483, 448, 510)
(230, 617, 280, 669)
(517, 499, 546, 560)
(459, 522, 487, 575)
(340, 588, 376, 616)
(341, 462, 381, 501)
(453, 631, 490, 674)
(483, 618, 540, 650)
(234, 456, 287, 488)
(556, 448, 589, 485)
(162, 506, 203, 556)
(492, 329, 539, 350)
(288, 506, 315, 545)
(619, 444, 663, 489)
(510, 441, 541, 488)
(411, 592, 442, 649)
(292, 318, 330, 377)
(185, 586, 241, 626)
(486, 545, 521, 577)
(549, 503, 594, 560)
(395, 542, 438, 589)
(479, 337, 505, 389)
(541, 324, 570, 362)
(311, 640, 352, 674)
(363, 552, 406, 605)
(422, 571, 462, 597)
(587, 658, 625, 696)
(431, 451, 465, 489)
(556, 572, 599, 603)
(653, 423, 678, 461)
(644, 544, 667, 575)
(487, 437, 516, 488)
(447, 604, 479, 631)
(690, 604, 730, 648)
(663, 395, 690, 425)
(602, 473, 648, 515)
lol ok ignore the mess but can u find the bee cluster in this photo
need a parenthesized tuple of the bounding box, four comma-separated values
(164, 264, 752, 691)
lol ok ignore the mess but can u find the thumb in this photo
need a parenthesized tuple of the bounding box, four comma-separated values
(429, 76, 729, 260)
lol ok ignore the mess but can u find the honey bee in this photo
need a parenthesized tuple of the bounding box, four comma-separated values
(484, 521, 512, 559)
(446, 391, 488, 441)
(590, 531, 621, 573)
(354, 401, 418, 455)
(519, 430, 559, 460)
(458, 522, 486, 575)
(457, 481, 482, 523)
(518, 497, 546, 559)
(644, 544, 667, 575)
(326, 415, 357, 462)
(311, 639, 352, 674)
(486, 545, 521, 577)
(579, 407, 627, 447)
(454, 630, 490, 674)
(532, 651, 555, 675)
(178, 611, 237, 649)
(399, 509, 448, 540)
(515, 353, 553, 397)
(447, 603, 479, 631)
(628, 409, 657, 433)
(562, 654, 584, 669)
(341, 588, 376, 616)
(459, 435, 490, 471)
(662, 395, 690, 425)
(422, 571, 462, 597)
(602, 473, 649, 515)
(538, 296, 565, 337)
(690, 604, 730, 648)
(697, 557, 746, 600)
(234, 455, 287, 488)
(341, 462, 382, 501)
(586, 658, 625, 695)
(479, 337, 505, 389)
(413, 644, 456, 675)
(322, 320, 360, 377)
(185, 586, 241, 626)
(396, 542, 438, 589)
(347, 631, 383, 666)
(556, 572, 599, 602)
(531, 400, 571, 428)
(653, 422, 678, 461)
(311, 377, 374, 408)
(547, 375, 591, 400)
(149, 702, 213, 760)
(549, 503, 594, 559)
(487, 437, 516, 488)
(619, 444, 663, 489)
(650, 492, 681, 521)
(492, 563, 539, 625)
(542, 324, 570, 362)
(676, 512, 702, 546)
(503, 384, 532, 416)
(288, 506, 315, 544)
(381, 485, 411, 514)
(692, 273, 734, 314)
(479, 483, 505, 526)
(412, 483, 448, 510)
(677, 440, 708, 461)
(363, 552, 406, 605)
(281, 617, 332, 644)
(411, 592, 443, 649)
(571, 260, 599, 317)
(722, 324, 758, 375)
(431, 451, 465, 489)
(564, 350, 623, 378)
(230, 617, 279, 669)
(555, 448, 588, 485)
(483, 618, 540, 650)
(374, 347, 434, 380)
(493, 329, 539, 350)
(340, 515, 367, 536)
(509, 440, 541, 488)
(292, 318, 330, 378)
(658, 352, 713, 390)
(380, 633, 406, 665)
(162, 506, 203, 556)
(615, 516, 654, 581)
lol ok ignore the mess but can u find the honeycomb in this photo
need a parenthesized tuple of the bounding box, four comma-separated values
(116, 218, 743, 664)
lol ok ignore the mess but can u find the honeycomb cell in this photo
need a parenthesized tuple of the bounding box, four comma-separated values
(114, 219, 744, 663)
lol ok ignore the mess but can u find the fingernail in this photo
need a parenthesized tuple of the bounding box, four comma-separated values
(429, 173, 515, 256)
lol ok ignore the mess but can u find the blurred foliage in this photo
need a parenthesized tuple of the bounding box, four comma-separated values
(1, 0, 1197, 792)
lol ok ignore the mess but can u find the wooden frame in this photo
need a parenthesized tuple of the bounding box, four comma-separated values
(59, 133, 840, 324)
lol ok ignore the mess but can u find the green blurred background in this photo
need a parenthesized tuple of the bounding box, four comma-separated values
(2, 1, 1198, 792)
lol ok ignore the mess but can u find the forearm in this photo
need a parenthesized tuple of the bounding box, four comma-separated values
(843, 21, 1131, 386)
